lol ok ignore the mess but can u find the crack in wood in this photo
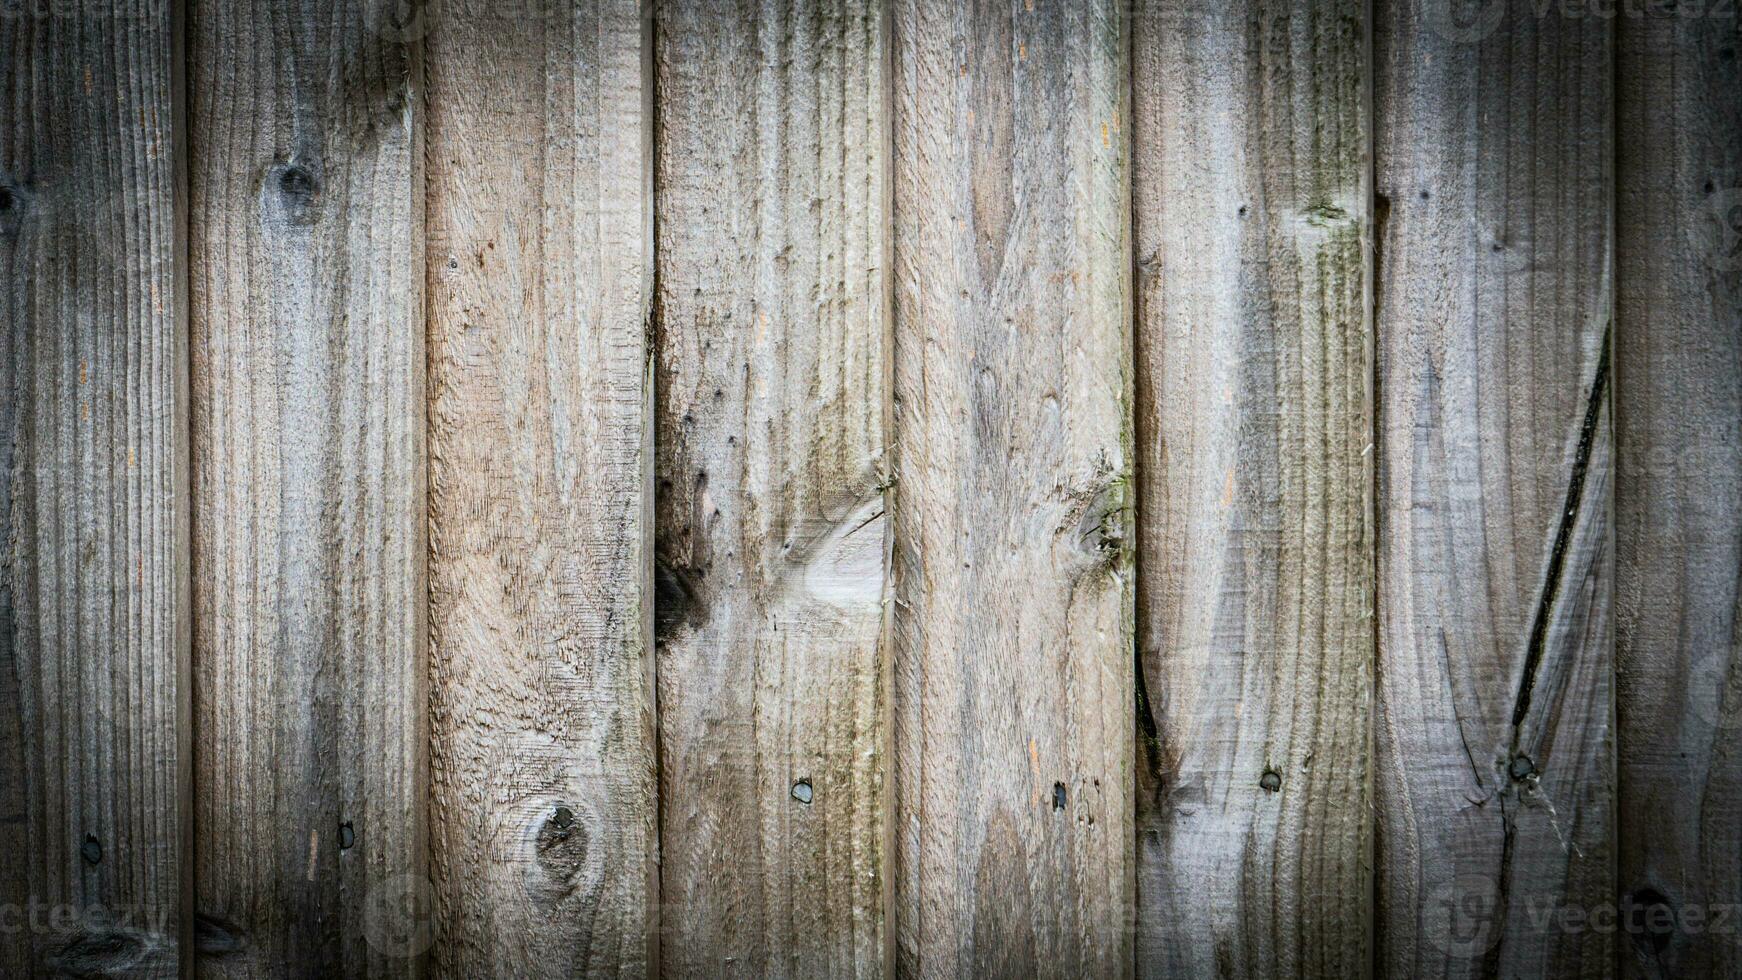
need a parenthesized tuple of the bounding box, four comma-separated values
(1509, 324, 1612, 737)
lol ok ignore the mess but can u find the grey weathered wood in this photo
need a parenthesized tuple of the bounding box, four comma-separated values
(890, 0, 1132, 974)
(1130, 1, 1373, 976)
(424, 1, 657, 975)
(188, 0, 425, 975)
(653, 1, 889, 977)
(1374, 2, 1614, 976)
(1615, 10, 1742, 978)
(0, 2, 189, 975)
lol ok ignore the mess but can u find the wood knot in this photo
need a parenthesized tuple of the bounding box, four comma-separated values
(48, 929, 150, 975)
(0, 178, 29, 239)
(1624, 887, 1677, 956)
(195, 914, 245, 956)
(264, 161, 320, 226)
(1507, 754, 1536, 782)
(523, 802, 594, 908)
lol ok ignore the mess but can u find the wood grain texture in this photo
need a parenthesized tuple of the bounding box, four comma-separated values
(1374, 2, 1614, 976)
(425, 1, 656, 975)
(890, 0, 1132, 974)
(653, 1, 889, 977)
(1130, 1, 1372, 976)
(1615, 9, 1742, 978)
(189, 1, 424, 975)
(0, 1, 188, 975)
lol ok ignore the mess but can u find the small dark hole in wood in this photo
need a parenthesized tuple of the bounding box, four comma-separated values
(1419, 189, 1430, 200)
(1259, 770, 1282, 793)
(1052, 782, 1067, 810)
(0, 186, 13, 211)
(552, 806, 574, 829)
(791, 779, 813, 805)
(339, 821, 355, 850)
(80, 834, 102, 865)
(1707, 180, 1719, 194)
(1508, 754, 1536, 781)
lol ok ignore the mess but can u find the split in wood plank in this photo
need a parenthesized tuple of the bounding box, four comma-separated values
(1374, 2, 1615, 976)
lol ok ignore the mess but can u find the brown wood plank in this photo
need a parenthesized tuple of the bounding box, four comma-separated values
(1130, 1, 1373, 976)
(424, 1, 657, 975)
(1615, 8, 1742, 977)
(890, 1, 1132, 974)
(653, 1, 890, 977)
(189, 1, 425, 975)
(1373, 3, 1615, 976)
(0, 2, 189, 975)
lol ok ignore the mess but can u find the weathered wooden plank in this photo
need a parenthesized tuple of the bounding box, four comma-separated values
(425, 1, 656, 975)
(1374, 3, 1614, 976)
(890, 1, 1132, 974)
(1615, 9, 1742, 977)
(1130, 1, 1372, 976)
(188, 1, 425, 976)
(653, 1, 889, 977)
(0, 2, 188, 975)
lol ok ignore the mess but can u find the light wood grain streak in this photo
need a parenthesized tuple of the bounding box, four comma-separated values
(189, 1, 425, 975)
(1, 2, 188, 975)
(1131, 1, 1373, 977)
(653, 1, 890, 977)
(891, 0, 1133, 975)
(1615, 9, 1742, 978)
(1374, 2, 1615, 976)
(425, 0, 657, 975)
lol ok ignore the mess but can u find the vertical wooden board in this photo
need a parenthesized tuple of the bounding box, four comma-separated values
(890, 1, 1132, 974)
(0, 1, 188, 975)
(425, 1, 656, 975)
(654, 1, 889, 977)
(1130, 1, 1372, 977)
(1374, 2, 1614, 976)
(189, 0, 425, 976)
(1615, 9, 1742, 977)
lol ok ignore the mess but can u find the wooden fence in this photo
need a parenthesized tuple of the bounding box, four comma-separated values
(2, 0, 1739, 977)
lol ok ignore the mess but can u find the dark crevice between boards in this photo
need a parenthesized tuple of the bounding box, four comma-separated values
(654, 558, 706, 641)
(1134, 649, 1166, 808)
(1508, 324, 1611, 742)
